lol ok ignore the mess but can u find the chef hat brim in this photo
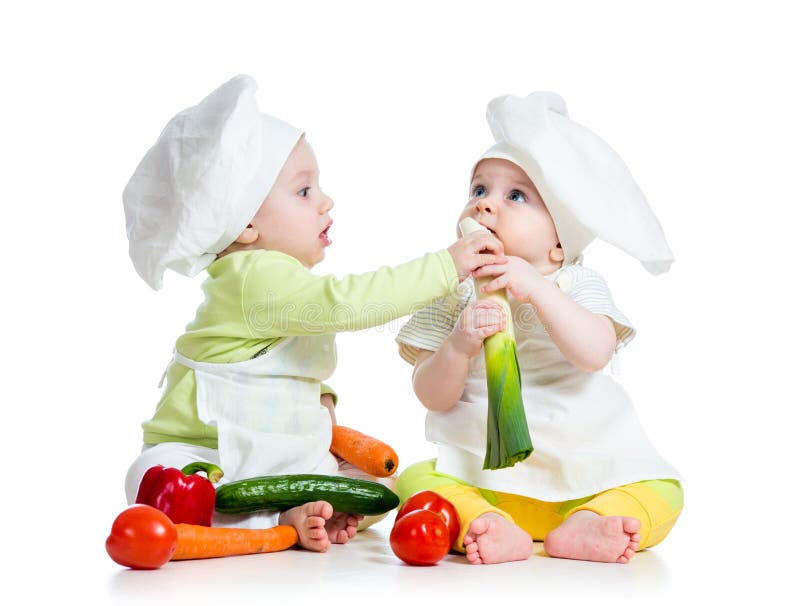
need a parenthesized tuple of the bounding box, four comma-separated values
(123, 75, 303, 290)
(481, 93, 674, 275)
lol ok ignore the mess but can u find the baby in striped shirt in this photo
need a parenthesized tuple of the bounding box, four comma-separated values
(394, 94, 682, 565)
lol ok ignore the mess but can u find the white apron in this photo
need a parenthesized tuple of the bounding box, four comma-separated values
(427, 284, 681, 502)
(173, 334, 339, 483)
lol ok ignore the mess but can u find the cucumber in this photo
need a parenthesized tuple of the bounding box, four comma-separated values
(215, 474, 400, 515)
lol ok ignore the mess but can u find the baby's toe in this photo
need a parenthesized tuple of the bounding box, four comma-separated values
(315, 541, 331, 553)
(622, 546, 636, 561)
(304, 500, 334, 520)
(622, 517, 641, 534)
(466, 550, 482, 565)
(333, 528, 349, 544)
(303, 534, 331, 553)
(306, 515, 326, 529)
(468, 517, 490, 536)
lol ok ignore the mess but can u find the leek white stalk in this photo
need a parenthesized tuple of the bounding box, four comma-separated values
(459, 217, 533, 469)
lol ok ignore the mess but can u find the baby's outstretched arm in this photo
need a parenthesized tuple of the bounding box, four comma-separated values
(412, 300, 506, 412)
(474, 257, 616, 372)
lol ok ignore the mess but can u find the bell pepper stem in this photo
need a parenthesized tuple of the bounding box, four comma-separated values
(181, 462, 224, 484)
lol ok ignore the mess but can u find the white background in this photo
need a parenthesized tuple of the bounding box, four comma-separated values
(2, 1, 798, 603)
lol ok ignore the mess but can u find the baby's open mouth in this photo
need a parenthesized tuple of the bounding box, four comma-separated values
(475, 219, 497, 236)
(319, 222, 333, 245)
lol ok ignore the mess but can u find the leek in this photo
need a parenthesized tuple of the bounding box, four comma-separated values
(459, 217, 533, 469)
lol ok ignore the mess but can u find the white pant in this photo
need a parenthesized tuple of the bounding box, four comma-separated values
(125, 442, 395, 529)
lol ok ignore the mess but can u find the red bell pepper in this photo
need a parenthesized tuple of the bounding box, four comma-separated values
(135, 462, 223, 527)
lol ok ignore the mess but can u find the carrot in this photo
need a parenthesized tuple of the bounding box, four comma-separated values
(330, 425, 399, 478)
(171, 524, 298, 560)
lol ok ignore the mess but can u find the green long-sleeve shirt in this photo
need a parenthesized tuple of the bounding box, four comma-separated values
(141, 248, 459, 447)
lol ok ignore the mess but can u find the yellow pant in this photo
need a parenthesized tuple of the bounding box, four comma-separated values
(396, 460, 683, 553)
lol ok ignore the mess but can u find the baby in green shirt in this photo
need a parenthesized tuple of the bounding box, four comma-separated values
(121, 75, 503, 552)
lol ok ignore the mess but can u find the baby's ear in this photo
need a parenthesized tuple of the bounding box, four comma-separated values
(550, 243, 565, 263)
(235, 224, 259, 245)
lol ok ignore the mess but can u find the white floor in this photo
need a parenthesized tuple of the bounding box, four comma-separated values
(99, 516, 667, 605)
(81, 499, 783, 606)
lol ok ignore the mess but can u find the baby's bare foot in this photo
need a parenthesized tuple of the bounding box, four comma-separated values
(462, 513, 533, 564)
(544, 510, 641, 564)
(279, 501, 334, 552)
(326, 511, 363, 544)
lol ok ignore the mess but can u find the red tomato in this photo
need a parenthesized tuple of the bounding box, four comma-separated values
(390, 509, 450, 566)
(105, 505, 178, 570)
(396, 490, 460, 548)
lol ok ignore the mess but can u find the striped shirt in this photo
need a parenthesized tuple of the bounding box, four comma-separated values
(397, 263, 636, 366)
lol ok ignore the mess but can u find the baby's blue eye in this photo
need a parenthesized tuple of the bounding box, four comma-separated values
(298, 187, 310, 198)
(472, 185, 486, 198)
(508, 190, 527, 203)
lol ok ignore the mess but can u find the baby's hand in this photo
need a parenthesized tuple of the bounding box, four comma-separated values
(448, 300, 507, 358)
(472, 255, 545, 304)
(447, 232, 506, 282)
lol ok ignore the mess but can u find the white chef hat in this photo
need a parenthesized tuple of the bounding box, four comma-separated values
(123, 75, 303, 290)
(475, 92, 674, 274)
